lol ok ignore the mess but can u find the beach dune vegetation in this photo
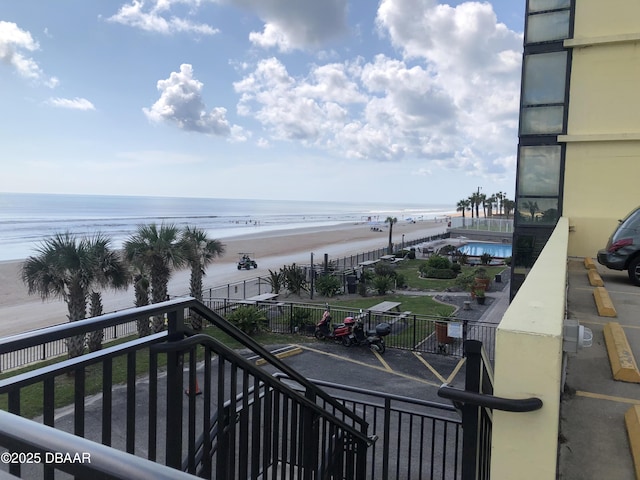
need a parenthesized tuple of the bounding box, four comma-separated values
(124, 223, 185, 333)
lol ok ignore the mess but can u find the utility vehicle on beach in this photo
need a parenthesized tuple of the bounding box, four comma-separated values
(237, 253, 258, 270)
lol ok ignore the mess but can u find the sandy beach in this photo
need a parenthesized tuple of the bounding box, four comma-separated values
(0, 219, 449, 337)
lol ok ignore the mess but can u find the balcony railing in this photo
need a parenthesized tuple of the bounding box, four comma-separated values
(0, 298, 373, 479)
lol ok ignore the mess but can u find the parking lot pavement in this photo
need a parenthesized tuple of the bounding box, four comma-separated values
(558, 260, 640, 480)
(258, 341, 466, 404)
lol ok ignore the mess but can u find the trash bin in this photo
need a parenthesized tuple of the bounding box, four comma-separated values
(346, 275, 357, 294)
(495, 274, 502, 283)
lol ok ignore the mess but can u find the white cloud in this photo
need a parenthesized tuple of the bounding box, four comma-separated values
(107, 0, 219, 35)
(0, 21, 59, 87)
(234, 0, 348, 51)
(234, 57, 365, 144)
(144, 63, 244, 138)
(46, 97, 96, 111)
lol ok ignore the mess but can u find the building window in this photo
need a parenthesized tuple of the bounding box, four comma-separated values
(526, 10, 571, 44)
(520, 105, 564, 134)
(518, 145, 561, 196)
(516, 197, 559, 225)
(528, 0, 570, 13)
(522, 51, 568, 105)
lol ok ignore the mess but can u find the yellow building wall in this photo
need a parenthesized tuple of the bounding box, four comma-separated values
(573, 0, 640, 39)
(491, 219, 568, 479)
(564, 143, 640, 257)
(561, 0, 640, 258)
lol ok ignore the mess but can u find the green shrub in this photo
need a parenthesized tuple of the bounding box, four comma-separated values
(451, 262, 462, 274)
(374, 262, 395, 277)
(480, 253, 493, 265)
(426, 254, 451, 270)
(282, 263, 308, 295)
(291, 307, 314, 328)
(315, 274, 342, 297)
(373, 275, 393, 295)
(455, 270, 477, 291)
(227, 306, 268, 335)
(267, 269, 285, 294)
(421, 268, 457, 279)
(395, 272, 407, 288)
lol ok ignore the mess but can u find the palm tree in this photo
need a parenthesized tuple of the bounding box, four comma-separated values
(124, 223, 185, 333)
(503, 199, 516, 219)
(457, 199, 470, 227)
(85, 234, 129, 352)
(181, 226, 225, 330)
(21, 232, 93, 358)
(385, 216, 398, 254)
(522, 201, 540, 221)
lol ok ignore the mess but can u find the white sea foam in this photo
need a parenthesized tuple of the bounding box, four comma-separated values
(0, 193, 456, 261)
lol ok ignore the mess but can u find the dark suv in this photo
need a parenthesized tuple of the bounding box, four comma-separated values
(597, 206, 640, 286)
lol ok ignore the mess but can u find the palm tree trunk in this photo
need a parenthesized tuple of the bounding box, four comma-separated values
(190, 265, 204, 330)
(87, 292, 104, 352)
(66, 282, 86, 359)
(151, 266, 169, 333)
(134, 275, 151, 337)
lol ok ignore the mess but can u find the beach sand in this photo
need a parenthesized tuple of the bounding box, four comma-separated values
(0, 219, 449, 337)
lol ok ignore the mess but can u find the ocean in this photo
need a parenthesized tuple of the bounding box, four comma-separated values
(0, 193, 456, 262)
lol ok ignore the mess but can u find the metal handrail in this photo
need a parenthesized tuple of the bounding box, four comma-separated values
(189, 300, 372, 433)
(0, 409, 195, 480)
(154, 333, 374, 446)
(437, 385, 543, 412)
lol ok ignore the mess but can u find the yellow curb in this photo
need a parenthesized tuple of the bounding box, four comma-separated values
(584, 257, 597, 269)
(603, 322, 640, 383)
(594, 286, 617, 317)
(587, 268, 604, 287)
(255, 346, 303, 366)
(625, 405, 640, 480)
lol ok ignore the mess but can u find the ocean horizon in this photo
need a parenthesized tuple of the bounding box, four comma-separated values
(0, 192, 456, 262)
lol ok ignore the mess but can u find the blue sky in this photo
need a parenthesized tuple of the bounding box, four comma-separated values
(1, 0, 524, 204)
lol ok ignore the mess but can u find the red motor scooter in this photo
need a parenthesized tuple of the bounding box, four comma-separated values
(314, 308, 354, 344)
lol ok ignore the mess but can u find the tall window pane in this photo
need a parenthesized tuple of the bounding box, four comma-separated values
(522, 52, 567, 105)
(518, 145, 561, 196)
(526, 11, 570, 43)
(528, 0, 570, 13)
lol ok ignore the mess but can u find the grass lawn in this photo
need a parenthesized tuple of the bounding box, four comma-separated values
(393, 259, 507, 290)
(321, 294, 455, 318)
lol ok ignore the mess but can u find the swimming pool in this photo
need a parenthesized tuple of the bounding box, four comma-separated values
(458, 242, 512, 258)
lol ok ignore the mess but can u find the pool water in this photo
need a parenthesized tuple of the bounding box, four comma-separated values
(458, 242, 512, 258)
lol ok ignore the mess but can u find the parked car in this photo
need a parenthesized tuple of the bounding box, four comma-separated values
(597, 206, 640, 286)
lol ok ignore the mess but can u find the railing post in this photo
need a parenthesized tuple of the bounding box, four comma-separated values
(165, 307, 185, 470)
(461, 340, 492, 480)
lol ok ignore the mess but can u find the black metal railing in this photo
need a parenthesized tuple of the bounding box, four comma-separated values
(0, 298, 373, 479)
(275, 374, 463, 480)
(0, 297, 497, 372)
(436, 340, 542, 480)
(204, 298, 497, 359)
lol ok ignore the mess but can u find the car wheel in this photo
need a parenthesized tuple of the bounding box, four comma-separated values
(628, 256, 640, 286)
